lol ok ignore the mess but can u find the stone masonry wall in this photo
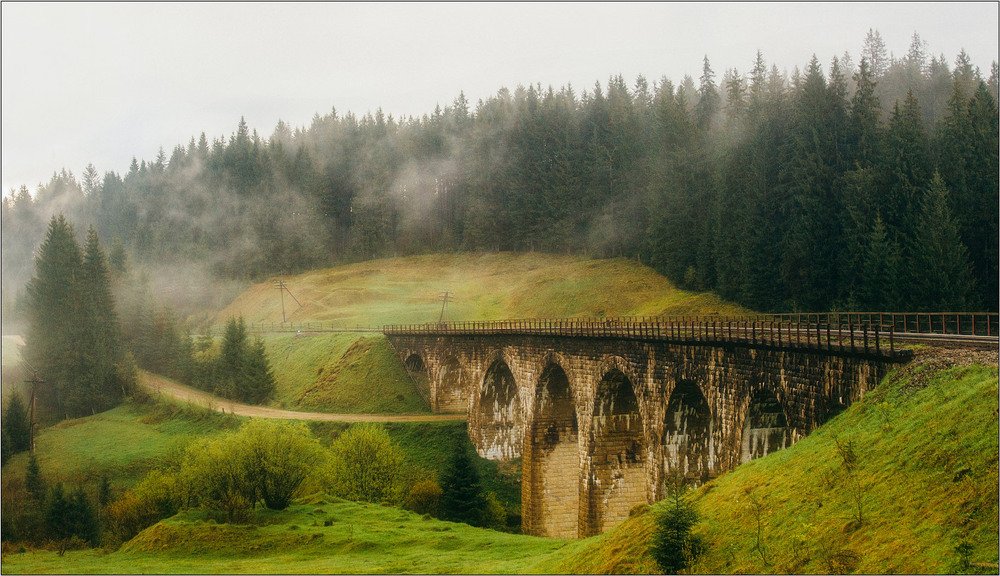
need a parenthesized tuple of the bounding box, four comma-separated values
(385, 334, 890, 537)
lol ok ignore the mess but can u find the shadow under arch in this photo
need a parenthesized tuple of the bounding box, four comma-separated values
(662, 379, 713, 487)
(586, 367, 646, 535)
(469, 357, 524, 461)
(741, 386, 791, 463)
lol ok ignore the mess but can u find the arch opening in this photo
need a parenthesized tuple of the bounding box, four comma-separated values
(527, 363, 579, 538)
(741, 388, 791, 463)
(470, 358, 524, 461)
(662, 380, 713, 485)
(587, 368, 646, 534)
(404, 353, 425, 374)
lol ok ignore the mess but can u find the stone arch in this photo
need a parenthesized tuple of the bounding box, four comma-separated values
(662, 379, 713, 486)
(525, 360, 580, 538)
(741, 386, 792, 463)
(469, 355, 525, 461)
(402, 352, 430, 408)
(586, 366, 647, 535)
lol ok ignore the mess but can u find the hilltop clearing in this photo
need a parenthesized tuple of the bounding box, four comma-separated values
(538, 348, 999, 574)
(215, 252, 747, 328)
(212, 253, 746, 414)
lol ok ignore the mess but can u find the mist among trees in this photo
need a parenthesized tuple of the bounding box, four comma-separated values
(3, 31, 997, 313)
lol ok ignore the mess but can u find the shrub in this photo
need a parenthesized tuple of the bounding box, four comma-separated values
(483, 491, 507, 531)
(240, 420, 327, 509)
(180, 420, 327, 521)
(327, 424, 404, 504)
(105, 469, 181, 544)
(650, 498, 705, 574)
(404, 479, 443, 516)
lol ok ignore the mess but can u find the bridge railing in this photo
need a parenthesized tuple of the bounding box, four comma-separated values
(383, 316, 914, 359)
(753, 312, 999, 337)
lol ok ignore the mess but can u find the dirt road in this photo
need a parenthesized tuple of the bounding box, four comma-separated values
(140, 371, 466, 423)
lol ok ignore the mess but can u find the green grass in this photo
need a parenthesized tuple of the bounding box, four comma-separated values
(215, 253, 745, 415)
(261, 332, 429, 414)
(1, 500, 573, 574)
(1, 401, 238, 492)
(540, 359, 1000, 574)
(215, 252, 747, 328)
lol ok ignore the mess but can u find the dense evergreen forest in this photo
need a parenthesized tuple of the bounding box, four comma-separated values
(3, 31, 997, 313)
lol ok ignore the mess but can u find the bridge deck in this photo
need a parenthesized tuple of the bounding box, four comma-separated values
(384, 313, 1000, 358)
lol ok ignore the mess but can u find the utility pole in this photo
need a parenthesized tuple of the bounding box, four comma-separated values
(273, 280, 302, 323)
(438, 291, 454, 324)
(24, 374, 43, 454)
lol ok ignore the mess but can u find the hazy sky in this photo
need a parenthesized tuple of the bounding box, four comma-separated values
(2, 2, 997, 195)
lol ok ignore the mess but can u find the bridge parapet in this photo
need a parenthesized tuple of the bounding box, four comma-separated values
(384, 315, 922, 360)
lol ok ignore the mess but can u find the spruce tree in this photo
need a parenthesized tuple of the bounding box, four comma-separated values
(907, 173, 976, 310)
(439, 432, 486, 527)
(25, 215, 84, 421)
(859, 214, 902, 310)
(80, 227, 126, 412)
(26, 453, 46, 502)
(3, 391, 32, 454)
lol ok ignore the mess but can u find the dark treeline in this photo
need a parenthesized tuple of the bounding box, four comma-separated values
(3, 31, 997, 313)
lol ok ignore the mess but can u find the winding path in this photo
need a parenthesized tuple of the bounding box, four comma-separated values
(140, 371, 466, 423)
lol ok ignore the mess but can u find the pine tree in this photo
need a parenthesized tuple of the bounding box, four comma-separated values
(240, 337, 276, 404)
(26, 453, 46, 502)
(907, 173, 976, 310)
(439, 432, 486, 527)
(80, 227, 126, 412)
(25, 216, 85, 421)
(859, 214, 902, 309)
(694, 56, 720, 131)
(3, 391, 31, 454)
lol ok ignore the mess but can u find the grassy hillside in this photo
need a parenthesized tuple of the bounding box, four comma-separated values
(216, 253, 746, 414)
(1, 500, 572, 574)
(1, 401, 238, 497)
(262, 332, 429, 413)
(215, 252, 747, 328)
(540, 351, 1000, 574)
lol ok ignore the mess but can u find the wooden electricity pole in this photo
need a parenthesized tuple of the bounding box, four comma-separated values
(438, 291, 454, 324)
(273, 280, 302, 323)
(25, 374, 43, 454)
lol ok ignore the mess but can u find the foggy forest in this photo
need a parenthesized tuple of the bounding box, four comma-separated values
(3, 31, 997, 320)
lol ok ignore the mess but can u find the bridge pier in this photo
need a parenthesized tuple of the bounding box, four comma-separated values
(387, 332, 893, 538)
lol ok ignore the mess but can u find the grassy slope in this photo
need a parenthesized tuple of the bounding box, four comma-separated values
(1, 402, 237, 494)
(2, 501, 572, 574)
(216, 252, 747, 327)
(217, 253, 745, 414)
(538, 358, 999, 574)
(262, 332, 428, 413)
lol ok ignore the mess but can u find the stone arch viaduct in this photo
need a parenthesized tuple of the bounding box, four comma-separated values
(385, 317, 910, 538)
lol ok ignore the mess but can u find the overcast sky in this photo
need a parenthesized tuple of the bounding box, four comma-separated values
(2, 2, 997, 195)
